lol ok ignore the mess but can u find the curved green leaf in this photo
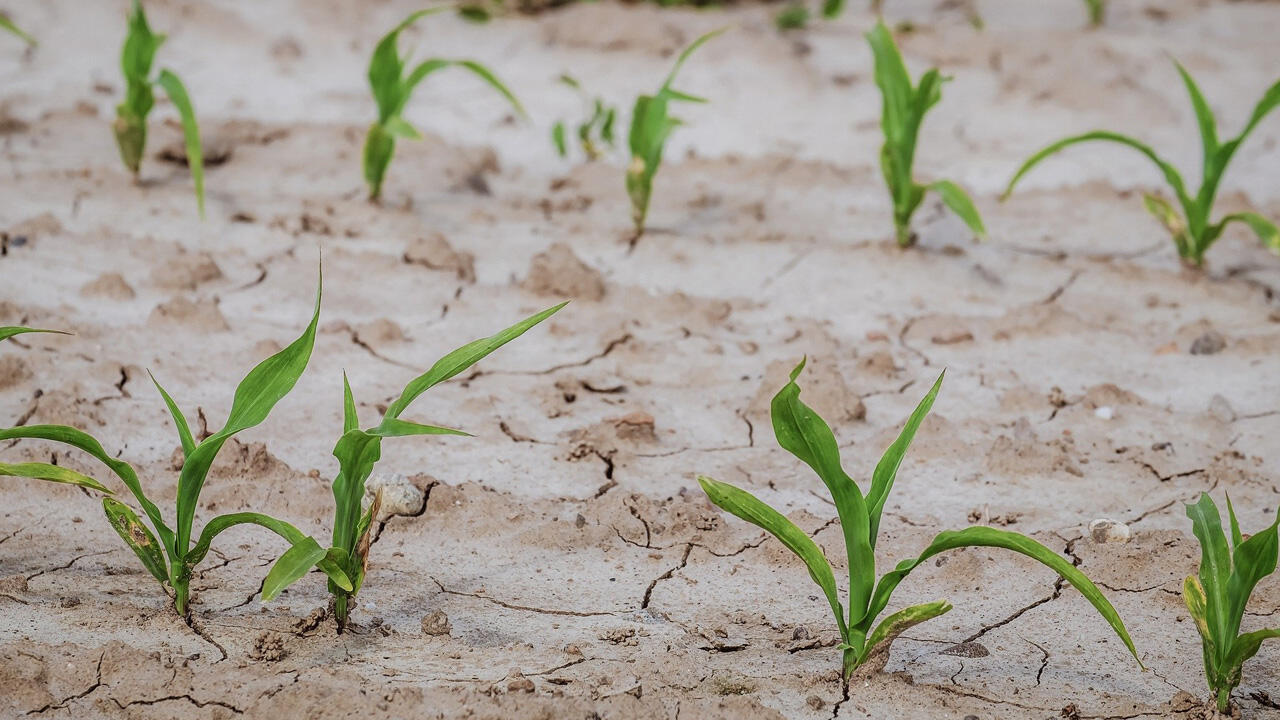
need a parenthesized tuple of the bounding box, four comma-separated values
(1141, 193, 1186, 237)
(866, 371, 943, 546)
(1224, 507, 1278, 642)
(771, 358, 874, 627)
(0, 327, 69, 343)
(103, 497, 168, 584)
(865, 526, 1143, 667)
(1173, 61, 1219, 166)
(0, 462, 112, 493)
(0, 13, 35, 45)
(185, 511, 310, 567)
(929, 182, 985, 240)
(859, 599, 951, 665)
(698, 475, 846, 637)
(1187, 494, 1232, 653)
(175, 273, 322, 556)
(150, 372, 194, 458)
(661, 27, 726, 92)
(262, 537, 328, 602)
(455, 60, 525, 119)
(342, 372, 358, 434)
(155, 69, 204, 218)
(1226, 626, 1280, 672)
(1003, 131, 1192, 214)
(1211, 212, 1280, 254)
(0, 425, 172, 555)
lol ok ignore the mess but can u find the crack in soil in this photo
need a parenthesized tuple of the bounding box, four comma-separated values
(23, 651, 104, 715)
(112, 694, 244, 714)
(467, 333, 632, 380)
(184, 616, 229, 662)
(1040, 269, 1083, 305)
(25, 550, 111, 582)
(431, 577, 616, 617)
(640, 543, 693, 610)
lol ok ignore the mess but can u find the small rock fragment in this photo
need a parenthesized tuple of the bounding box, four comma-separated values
(1094, 406, 1114, 420)
(506, 669, 535, 693)
(250, 631, 287, 661)
(404, 233, 476, 283)
(80, 272, 136, 300)
(363, 473, 425, 520)
(522, 242, 606, 301)
(1208, 395, 1236, 423)
(806, 695, 825, 710)
(421, 609, 451, 636)
(614, 411, 656, 442)
(1089, 518, 1131, 544)
(1190, 330, 1226, 355)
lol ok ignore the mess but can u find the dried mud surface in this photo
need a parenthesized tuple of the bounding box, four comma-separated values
(2, 1, 1280, 718)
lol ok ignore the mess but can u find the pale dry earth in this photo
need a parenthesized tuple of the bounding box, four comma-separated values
(1, 0, 1279, 718)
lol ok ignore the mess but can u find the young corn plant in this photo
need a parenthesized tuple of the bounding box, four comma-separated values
(363, 8, 524, 201)
(0, 328, 111, 493)
(1183, 493, 1280, 714)
(260, 303, 566, 630)
(114, 0, 205, 217)
(0, 12, 35, 45)
(626, 28, 725, 240)
(1084, 0, 1105, 25)
(552, 75, 616, 162)
(1004, 62, 1280, 266)
(867, 20, 986, 247)
(0, 277, 351, 616)
(698, 359, 1143, 679)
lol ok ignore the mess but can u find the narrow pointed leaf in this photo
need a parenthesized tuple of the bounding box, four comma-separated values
(1225, 627, 1280, 670)
(0, 327, 69, 343)
(1224, 508, 1279, 640)
(150, 372, 194, 458)
(103, 497, 168, 584)
(660, 27, 726, 92)
(342, 373, 358, 434)
(0, 462, 112, 493)
(455, 60, 525, 119)
(261, 537, 328, 602)
(866, 371, 944, 545)
(699, 475, 846, 637)
(1173, 61, 1219, 164)
(1187, 494, 1233, 648)
(0, 14, 36, 45)
(185, 511, 310, 567)
(859, 599, 951, 664)
(155, 69, 205, 218)
(1211, 212, 1280, 254)
(929, 181, 985, 240)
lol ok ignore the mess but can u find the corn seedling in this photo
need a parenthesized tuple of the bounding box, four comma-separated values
(626, 28, 725, 239)
(1004, 62, 1280, 266)
(261, 303, 566, 630)
(1084, 0, 1105, 26)
(0, 276, 351, 616)
(0, 328, 110, 493)
(114, 0, 205, 217)
(698, 359, 1142, 678)
(1183, 493, 1280, 714)
(0, 12, 35, 45)
(552, 75, 616, 161)
(363, 8, 524, 201)
(867, 21, 985, 247)
(774, 0, 842, 30)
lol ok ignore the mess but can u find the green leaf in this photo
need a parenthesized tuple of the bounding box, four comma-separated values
(770, 358, 874, 628)
(149, 372, 194, 458)
(1141, 193, 1187, 237)
(775, 5, 809, 30)
(867, 21, 913, 150)
(155, 69, 205, 218)
(1183, 575, 1216, 652)
(363, 123, 395, 200)
(660, 27, 727, 93)
(1003, 131, 1192, 213)
(0, 425, 172, 555)
(401, 59, 451, 104)
(174, 272, 322, 556)
(698, 475, 846, 638)
(185, 511, 309, 567)
(383, 116, 420, 140)
(1223, 507, 1278, 643)
(367, 9, 449, 122)
(1225, 495, 1243, 549)
(455, 60, 525, 119)
(342, 372, 358, 434)
(865, 371, 943, 547)
(929, 181, 986, 240)
(1187, 493, 1233, 653)
(261, 537, 327, 602)
(0, 327, 69, 343)
(371, 418, 470, 439)
(821, 0, 845, 19)
(1211, 212, 1280, 255)
(865, 526, 1143, 667)
(0, 13, 36, 45)
(0, 462, 112, 493)
(383, 303, 566, 420)
(103, 497, 168, 584)
(319, 546, 355, 592)
(859, 599, 951, 665)
(552, 122, 568, 157)
(1173, 61, 1219, 166)
(1084, 0, 1105, 25)
(1225, 626, 1280, 673)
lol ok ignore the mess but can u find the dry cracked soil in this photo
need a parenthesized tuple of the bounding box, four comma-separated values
(1, 0, 1279, 718)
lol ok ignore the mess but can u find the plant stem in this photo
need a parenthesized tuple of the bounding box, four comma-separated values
(841, 646, 858, 679)
(334, 593, 349, 633)
(1216, 686, 1231, 714)
(894, 220, 914, 248)
(174, 582, 189, 617)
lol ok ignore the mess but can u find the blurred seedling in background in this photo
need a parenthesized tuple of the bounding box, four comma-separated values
(363, 8, 524, 201)
(0, 11, 35, 45)
(0, 328, 110, 493)
(263, 303, 566, 631)
(114, 0, 205, 217)
(1183, 493, 1279, 714)
(1004, 62, 1280, 266)
(552, 75, 616, 161)
(0, 273, 351, 617)
(867, 21, 985, 247)
(1084, 0, 1105, 25)
(626, 27, 726, 243)
(698, 359, 1143, 679)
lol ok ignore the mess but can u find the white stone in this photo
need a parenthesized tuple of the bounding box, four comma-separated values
(1089, 518, 1131, 544)
(1094, 406, 1114, 420)
(363, 473, 425, 520)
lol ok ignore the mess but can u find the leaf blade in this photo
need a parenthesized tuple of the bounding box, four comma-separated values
(155, 69, 205, 218)
(0, 462, 113, 493)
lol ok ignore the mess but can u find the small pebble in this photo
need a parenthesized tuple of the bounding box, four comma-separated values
(1094, 406, 1114, 420)
(1190, 330, 1226, 355)
(1089, 518, 1131, 544)
(1208, 395, 1236, 423)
